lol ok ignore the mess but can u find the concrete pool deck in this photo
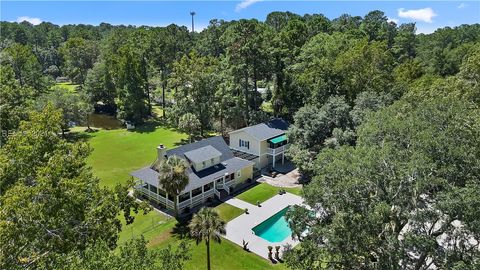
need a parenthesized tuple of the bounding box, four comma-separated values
(223, 192, 304, 260)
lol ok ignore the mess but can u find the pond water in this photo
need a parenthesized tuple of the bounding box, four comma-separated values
(88, 113, 123, 129)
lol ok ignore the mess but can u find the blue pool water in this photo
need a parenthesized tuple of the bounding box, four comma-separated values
(252, 207, 292, 243)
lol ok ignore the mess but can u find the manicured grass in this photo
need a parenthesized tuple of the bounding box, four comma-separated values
(236, 183, 302, 204)
(152, 234, 288, 270)
(117, 210, 176, 246)
(54, 82, 79, 92)
(85, 126, 187, 187)
(214, 203, 244, 222)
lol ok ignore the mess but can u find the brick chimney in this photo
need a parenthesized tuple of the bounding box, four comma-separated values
(157, 144, 167, 162)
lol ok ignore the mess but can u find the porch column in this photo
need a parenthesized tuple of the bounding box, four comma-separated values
(189, 191, 193, 207)
(273, 154, 276, 168)
(175, 196, 179, 211)
(202, 185, 205, 202)
(282, 152, 285, 164)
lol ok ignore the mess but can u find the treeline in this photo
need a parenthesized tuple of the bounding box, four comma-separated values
(2, 11, 479, 139)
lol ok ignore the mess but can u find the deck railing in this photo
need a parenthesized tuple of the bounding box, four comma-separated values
(267, 144, 289, 155)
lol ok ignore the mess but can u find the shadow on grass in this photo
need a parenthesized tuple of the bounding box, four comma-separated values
(171, 217, 192, 239)
(65, 129, 96, 143)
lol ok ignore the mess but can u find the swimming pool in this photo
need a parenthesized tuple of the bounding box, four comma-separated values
(252, 207, 292, 243)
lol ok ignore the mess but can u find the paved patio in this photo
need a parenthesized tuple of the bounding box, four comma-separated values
(223, 192, 304, 260)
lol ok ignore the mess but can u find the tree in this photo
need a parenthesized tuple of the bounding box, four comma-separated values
(286, 96, 351, 178)
(285, 95, 480, 269)
(1, 43, 48, 93)
(0, 106, 148, 268)
(63, 237, 190, 270)
(189, 207, 226, 270)
(36, 86, 93, 135)
(392, 23, 416, 62)
(270, 18, 308, 116)
(360, 10, 391, 43)
(83, 60, 117, 113)
(157, 155, 189, 217)
(169, 52, 219, 135)
(222, 19, 271, 125)
(59, 37, 99, 84)
(0, 64, 33, 144)
(178, 113, 201, 143)
(350, 91, 393, 127)
(116, 47, 148, 124)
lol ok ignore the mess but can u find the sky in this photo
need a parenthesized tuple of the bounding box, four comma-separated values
(1, 1, 479, 34)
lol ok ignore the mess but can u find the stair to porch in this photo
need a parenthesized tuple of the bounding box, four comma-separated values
(218, 189, 229, 201)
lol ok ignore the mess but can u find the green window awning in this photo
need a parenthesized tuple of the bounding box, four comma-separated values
(269, 134, 287, 144)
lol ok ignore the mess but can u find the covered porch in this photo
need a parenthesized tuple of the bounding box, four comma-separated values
(267, 134, 289, 168)
(133, 170, 238, 213)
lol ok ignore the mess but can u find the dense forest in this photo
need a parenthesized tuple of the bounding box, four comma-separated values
(1, 10, 479, 269)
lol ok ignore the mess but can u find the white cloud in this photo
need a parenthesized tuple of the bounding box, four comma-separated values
(457, 3, 468, 9)
(398, 8, 437, 23)
(235, 0, 262, 12)
(16, 16, 42, 25)
(387, 17, 399, 24)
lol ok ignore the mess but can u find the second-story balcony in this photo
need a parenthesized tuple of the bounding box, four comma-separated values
(267, 134, 289, 155)
(267, 143, 289, 155)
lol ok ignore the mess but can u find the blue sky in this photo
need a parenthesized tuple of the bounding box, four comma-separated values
(1, 1, 479, 34)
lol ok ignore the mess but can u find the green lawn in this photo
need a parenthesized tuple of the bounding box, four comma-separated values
(54, 82, 79, 92)
(152, 233, 288, 270)
(117, 210, 176, 247)
(85, 126, 187, 187)
(236, 183, 302, 204)
(214, 203, 244, 222)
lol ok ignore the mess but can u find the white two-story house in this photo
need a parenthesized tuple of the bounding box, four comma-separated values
(130, 136, 254, 213)
(229, 118, 289, 170)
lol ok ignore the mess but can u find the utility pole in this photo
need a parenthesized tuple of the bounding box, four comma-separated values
(190, 11, 196, 32)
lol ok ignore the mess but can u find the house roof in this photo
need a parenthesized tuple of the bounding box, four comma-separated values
(229, 118, 289, 141)
(184, 145, 222, 164)
(131, 157, 253, 192)
(130, 136, 254, 193)
(166, 136, 234, 162)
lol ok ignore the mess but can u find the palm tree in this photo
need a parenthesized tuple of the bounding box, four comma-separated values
(189, 207, 226, 270)
(157, 155, 189, 217)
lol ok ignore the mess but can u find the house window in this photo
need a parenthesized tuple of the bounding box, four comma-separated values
(158, 189, 166, 198)
(192, 187, 202, 197)
(149, 185, 157, 193)
(204, 182, 213, 191)
(202, 161, 206, 167)
(237, 170, 241, 178)
(230, 173, 235, 180)
(239, 139, 249, 149)
(178, 193, 190, 203)
(211, 158, 215, 164)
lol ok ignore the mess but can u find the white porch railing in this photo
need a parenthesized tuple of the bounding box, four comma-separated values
(213, 189, 220, 198)
(135, 186, 175, 209)
(267, 144, 289, 155)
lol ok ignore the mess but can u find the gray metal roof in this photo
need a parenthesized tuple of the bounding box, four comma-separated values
(130, 136, 254, 193)
(130, 157, 253, 192)
(166, 136, 234, 162)
(184, 145, 222, 164)
(230, 118, 289, 141)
